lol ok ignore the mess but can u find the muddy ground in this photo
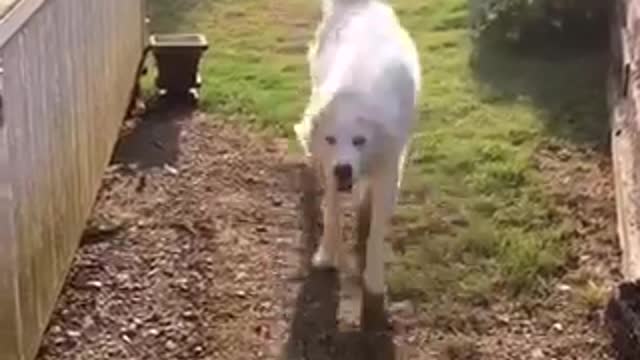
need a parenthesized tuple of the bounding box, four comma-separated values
(36, 102, 619, 359)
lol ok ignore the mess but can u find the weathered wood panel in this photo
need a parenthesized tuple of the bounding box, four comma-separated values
(607, 1, 640, 358)
(0, 1, 145, 359)
(609, 0, 640, 282)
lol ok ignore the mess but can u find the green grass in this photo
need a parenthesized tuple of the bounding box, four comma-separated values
(146, 0, 608, 304)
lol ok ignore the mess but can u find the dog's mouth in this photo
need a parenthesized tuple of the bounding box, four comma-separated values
(337, 181, 353, 193)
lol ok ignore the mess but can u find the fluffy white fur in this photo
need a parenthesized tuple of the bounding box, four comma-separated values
(294, 0, 421, 295)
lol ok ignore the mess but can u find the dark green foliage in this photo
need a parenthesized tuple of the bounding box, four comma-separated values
(469, 0, 610, 48)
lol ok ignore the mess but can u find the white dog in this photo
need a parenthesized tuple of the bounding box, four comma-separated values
(295, 0, 421, 299)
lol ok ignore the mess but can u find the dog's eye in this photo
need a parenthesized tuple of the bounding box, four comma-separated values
(352, 136, 366, 147)
(325, 135, 336, 145)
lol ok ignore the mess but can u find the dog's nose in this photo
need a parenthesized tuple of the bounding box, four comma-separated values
(333, 163, 352, 182)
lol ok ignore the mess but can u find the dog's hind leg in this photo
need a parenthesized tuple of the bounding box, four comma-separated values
(312, 180, 342, 269)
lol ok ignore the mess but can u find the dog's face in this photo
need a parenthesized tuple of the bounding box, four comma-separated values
(310, 109, 380, 193)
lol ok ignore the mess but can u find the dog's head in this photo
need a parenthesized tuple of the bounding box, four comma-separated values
(309, 92, 384, 193)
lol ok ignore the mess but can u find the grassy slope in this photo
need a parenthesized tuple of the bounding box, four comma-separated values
(146, 0, 608, 306)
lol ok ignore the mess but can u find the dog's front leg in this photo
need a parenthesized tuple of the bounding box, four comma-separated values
(312, 180, 342, 269)
(363, 171, 397, 293)
(361, 166, 398, 330)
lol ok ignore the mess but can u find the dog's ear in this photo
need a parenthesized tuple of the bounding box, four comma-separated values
(295, 110, 323, 157)
(294, 119, 312, 156)
(296, 92, 332, 155)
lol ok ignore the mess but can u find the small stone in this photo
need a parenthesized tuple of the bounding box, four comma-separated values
(556, 283, 571, 292)
(235, 271, 248, 281)
(558, 149, 571, 161)
(531, 348, 545, 359)
(496, 315, 510, 324)
(165, 340, 178, 351)
(182, 311, 198, 321)
(66, 330, 81, 338)
(50, 325, 62, 334)
(552, 322, 564, 332)
(164, 164, 179, 175)
(82, 315, 95, 328)
(147, 328, 160, 337)
(86, 280, 103, 289)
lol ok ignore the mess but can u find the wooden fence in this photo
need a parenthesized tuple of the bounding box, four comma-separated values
(0, 1, 146, 359)
(607, 0, 640, 358)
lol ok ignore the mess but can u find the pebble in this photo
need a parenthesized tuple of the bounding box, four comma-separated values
(83, 315, 95, 328)
(235, 271, 248, 281)
(552, 322, 564, 332)
(85, 280, 103, 290)
(182, 310, 198, 320)
(531, 348, 545, 359)
(165, 339, 178, 351)
(50, 325, 62, 334)
(66, 330, 81, 338)
(164, 164, 179, 175)
(496, 314, 510, 324)
(116, 273, 130, 283)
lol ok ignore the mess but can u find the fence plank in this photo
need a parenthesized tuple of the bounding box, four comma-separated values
(0, 1, 145, 358)
(607, 1, 640, 359)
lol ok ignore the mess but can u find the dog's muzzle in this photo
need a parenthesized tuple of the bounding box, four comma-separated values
(333, 163, 353, 192)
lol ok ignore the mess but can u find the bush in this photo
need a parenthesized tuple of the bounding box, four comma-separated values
(469, 0, 610, 46)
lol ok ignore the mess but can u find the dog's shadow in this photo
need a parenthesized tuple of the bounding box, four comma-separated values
(282, 166, 397, 360)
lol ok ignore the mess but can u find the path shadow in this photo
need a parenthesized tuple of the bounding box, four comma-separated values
(110, 99, 193, 169)
(282, 166, 397, 360)
(469, 29, 610, 150)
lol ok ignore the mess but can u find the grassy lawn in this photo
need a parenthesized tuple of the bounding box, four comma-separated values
(146, 0, 608, 307)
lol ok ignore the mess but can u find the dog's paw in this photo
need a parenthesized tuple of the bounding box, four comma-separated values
(311, 246, 339, 269)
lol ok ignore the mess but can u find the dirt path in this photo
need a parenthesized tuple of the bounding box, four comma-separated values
(36, 104, 305, 360)
(36, 103, 618, 359)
